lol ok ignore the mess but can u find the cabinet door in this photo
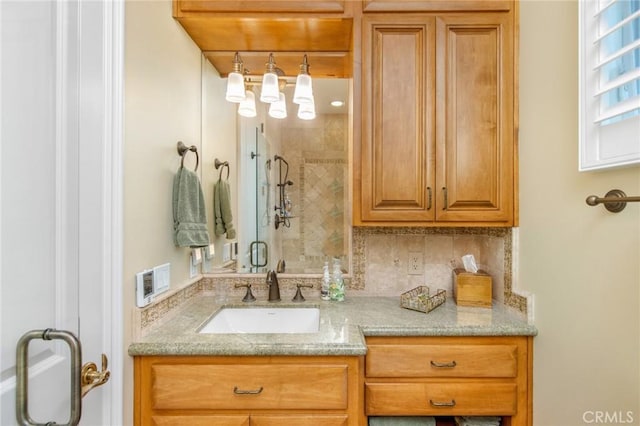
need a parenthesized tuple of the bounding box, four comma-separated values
(435, 13, 515, 224)
(360, 16, 436, 223)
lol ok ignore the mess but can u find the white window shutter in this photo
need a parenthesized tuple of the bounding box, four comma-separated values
(579, 0, 640, 170)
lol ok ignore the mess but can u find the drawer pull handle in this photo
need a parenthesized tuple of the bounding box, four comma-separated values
(430, 399, 456, 407)
(430, 360, 457, 368)
(233, 386, 263, 395)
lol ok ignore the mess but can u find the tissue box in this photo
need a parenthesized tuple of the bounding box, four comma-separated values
(453, 268, 492, 307)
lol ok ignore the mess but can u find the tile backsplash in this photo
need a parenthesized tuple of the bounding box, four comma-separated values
(136, 226, 526, 335)
(350, 227, 526, 312)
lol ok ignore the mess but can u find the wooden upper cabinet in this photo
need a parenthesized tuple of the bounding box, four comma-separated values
(362, 0, 512, 13)
(360, 16, 436, 222)
(357, 11, 517, 226)
(435, 13, 514, 224)
(177, 0, 348, 13)
(172, 0, 354, 77)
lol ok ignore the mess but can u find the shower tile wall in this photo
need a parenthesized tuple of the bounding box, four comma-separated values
(279, 113, 349, 273)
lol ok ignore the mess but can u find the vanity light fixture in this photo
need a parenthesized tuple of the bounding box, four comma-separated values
(260, 53, 280, 104)
(293, 54, 313, 105)
(225, 52, 246, 103)
(269, 92, 287, 119)
(225, 52, 316, 120)
(238, 90, 257, 118)
(297, 96, 316, 120)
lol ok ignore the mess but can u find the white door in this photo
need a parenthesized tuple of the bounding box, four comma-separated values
(0, 1, 122, 425)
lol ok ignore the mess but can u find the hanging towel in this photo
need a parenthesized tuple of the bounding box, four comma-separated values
(369, 417, 436, 426)
(213, 179, 236, 240)
(172, 167, 210, 248)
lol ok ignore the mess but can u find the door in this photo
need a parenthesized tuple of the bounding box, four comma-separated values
(1, 1, 122, 425)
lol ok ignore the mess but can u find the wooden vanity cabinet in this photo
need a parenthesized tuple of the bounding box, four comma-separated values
(134, 355, 364, 426)
(356, 4, 517, 226)
(364, 336, 533, 426)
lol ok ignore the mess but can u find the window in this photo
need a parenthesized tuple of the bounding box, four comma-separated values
(579, 0, 640, 170)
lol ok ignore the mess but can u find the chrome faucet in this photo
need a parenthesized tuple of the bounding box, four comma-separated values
(266, 270, 281, 302)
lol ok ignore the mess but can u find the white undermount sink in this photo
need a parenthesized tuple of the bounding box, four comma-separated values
(199, 307, 320, 334)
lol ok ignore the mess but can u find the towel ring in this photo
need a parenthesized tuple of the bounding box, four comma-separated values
(177, 141, 199, 171)
(215, 158, 230, 181)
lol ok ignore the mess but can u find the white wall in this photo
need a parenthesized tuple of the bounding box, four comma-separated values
(519, 1, 640, 424)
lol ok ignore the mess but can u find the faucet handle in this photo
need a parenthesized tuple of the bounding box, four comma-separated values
(234, 283, 256, 303)
(292, 284, 314, 302)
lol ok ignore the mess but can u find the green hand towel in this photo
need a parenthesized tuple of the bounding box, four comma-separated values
(173, 167, 210, 247)
(213, 180, 236, 240)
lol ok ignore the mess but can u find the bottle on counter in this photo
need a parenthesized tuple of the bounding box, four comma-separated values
(329, 258, 345, 302)
(321, 261, 331, 301)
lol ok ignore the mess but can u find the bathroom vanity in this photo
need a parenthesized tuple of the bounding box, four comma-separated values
(130, 297, 535, 426)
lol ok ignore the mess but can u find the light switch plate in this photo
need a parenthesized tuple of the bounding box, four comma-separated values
(153, 263, 170, 296)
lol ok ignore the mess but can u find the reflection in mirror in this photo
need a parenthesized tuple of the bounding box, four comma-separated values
(202, 53, 350, 275)
(236, 79, 350, 275)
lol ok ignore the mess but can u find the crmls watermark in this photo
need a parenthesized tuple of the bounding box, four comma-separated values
(583, 411, 635, 424)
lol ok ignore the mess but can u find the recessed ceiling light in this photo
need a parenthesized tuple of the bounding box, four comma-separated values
(330, 100, 344, 107)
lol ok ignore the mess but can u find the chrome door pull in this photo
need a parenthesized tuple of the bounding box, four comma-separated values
(81, 353, 110, 397)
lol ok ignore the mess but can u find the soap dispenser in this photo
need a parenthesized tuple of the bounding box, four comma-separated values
(321, 261, 331, 301)
(329, 258, 345, 302)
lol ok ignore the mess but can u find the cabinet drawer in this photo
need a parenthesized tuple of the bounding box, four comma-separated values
(366, 344, 517, 378)
(251, 415, 348, 426)
(152, 415, 249, 426)
(151, 364, 348, 410)
(365, 382, 517, 416)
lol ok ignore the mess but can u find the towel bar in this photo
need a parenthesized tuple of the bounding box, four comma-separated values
(215, 158, 230, 180)
(586, 189, 640, 213)
(177, 141, 199, 171)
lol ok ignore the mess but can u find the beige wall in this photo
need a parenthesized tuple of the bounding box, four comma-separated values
(519, 1, 640, 424)
(124, 0, 207, 423)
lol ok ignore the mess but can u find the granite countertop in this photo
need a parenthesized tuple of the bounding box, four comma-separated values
(128, 296, 537, 357)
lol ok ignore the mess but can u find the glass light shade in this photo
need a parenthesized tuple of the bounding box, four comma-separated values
(260, 72, 280, 103)
(269, 92, 287, 119)
(297, 97, 316, 120)
(225, 72, 246, 103)
(293, 73, 313, 105)
(238, 90, 257, 117)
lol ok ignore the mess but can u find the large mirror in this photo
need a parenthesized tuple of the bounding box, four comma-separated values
(202, 56, 351, 275)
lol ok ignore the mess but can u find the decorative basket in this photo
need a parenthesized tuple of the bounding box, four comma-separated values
(400, 286, 447, 314)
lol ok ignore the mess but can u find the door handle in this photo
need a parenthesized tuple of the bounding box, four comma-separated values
(16, 329, 110, 426)
(81, 353, 110, 397)
(16, 329, 82, 426)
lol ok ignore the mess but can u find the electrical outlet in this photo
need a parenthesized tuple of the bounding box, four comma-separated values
(408, 252, 423, 275)
(190, 253, 199, 278)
